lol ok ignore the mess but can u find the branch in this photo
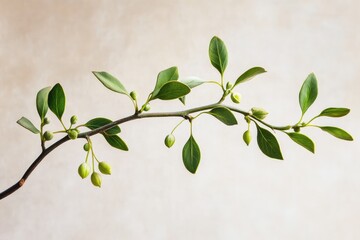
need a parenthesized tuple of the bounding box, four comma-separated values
(0, 103, 292, 200)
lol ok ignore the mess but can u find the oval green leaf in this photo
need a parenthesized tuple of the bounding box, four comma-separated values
(17, 117, 40, 134)
(104, 134, 129, 151)
(48, 83, 66, 120)
(92, 71, 128, 95)
(151, 66, 179, 99)
(320, 126, 353, 141)
(179, 76, 204, 105)
(234, 67, 266, 87)
(286, 132, 315, 153)
(36, 86, 51, 122)
(299, 73, 318, 115)
(318, 108, 350, 118)
(256, 125, 283, 160)
(155, 81, 190, 100)
(207, 107, 238, 126)
(85, 117, 121, 135)
(182, 135, 201, 174)
(209, 36, 228, 76)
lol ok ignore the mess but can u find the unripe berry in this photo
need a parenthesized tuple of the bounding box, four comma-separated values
(231, 92, 241, 104)
(78, 163, 91, 179)
(43, 131, 53, 141)
(83, 143, 90, 151)
(243, 130, 252, 146)
(164, 134, 175, 148)
(43, 117, 50, 125)
(130, 91, 138, 101)
(91, 172, 102, 187)
(68, 130, 78, 140)
(144, 104, 151, 111)
(293, 126, 301, 132)
(226, 82, 233, 90)
(98, 161, 112, 175)
(70, 115, 78, 125)
(251, 107, 268, 120)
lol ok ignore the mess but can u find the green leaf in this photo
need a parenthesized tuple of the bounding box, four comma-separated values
(320, 126, 353, 141)
(299, 73, 318, 115)
(48, 83, 66, 120)
(151, 66, 179, 99)
(155, 81, 190, 100)
(209, 36, 228, 76)
(36, 86, 51, 122)
(318, 108, 350, 118)
(286, 132, 315, 153)
(17, 117, 40, 134)
(182, 135, 201, 174)
(92, 71, 128, 95)
(104, 134, 129, 151)
(256, 125, 283, 160)
(85, 118, 121, 135)
(179, 76, 205, 105)
(207, 107, 238, 126)
(234, 67, 266, 87)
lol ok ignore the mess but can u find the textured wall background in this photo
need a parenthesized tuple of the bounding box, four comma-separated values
(0, 0, 359, 239)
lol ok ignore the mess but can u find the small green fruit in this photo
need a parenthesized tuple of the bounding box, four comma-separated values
(91, 172, 102, 187)
(243, 130, 251, 146)
(43, 117, 50, 125)
(98, 161, 112, 175)
(78, 163, 91, 179)
(83, 143, 90, 151)
(226, 82, 233, 90)
(251, 107, 268, 120)
(68, 130, 78, 140)
(231, 92, 241, 104)
(164, 134, 175, 148)
(43, 131, 53, 141)
(144, 104, 151, 111)
(293, 126, 301, 132)
(70, 115, 78, 125)
(130, 91, 138, 101)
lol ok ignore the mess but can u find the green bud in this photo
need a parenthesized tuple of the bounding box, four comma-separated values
(43, 117, 50, 125)
(164, 134, 175, 148)
(68, 130, 78, 140)
(225, 89, 231, 95)
(231, 92, 241, 104)
(130, 91, 138, 101)
(98, 161, 112, 175)
(83, 143, 90, 151)
(70, 115, 78, 125)
(43, 131, 53, 141)
(91, 172, 102, 187)
(78, 163, 91, 179)
(144, 104, 151, 111)
(243, 130, 251, 146)
(226, 82, 233, 90)
(75, 129, 80, 134)
(244, 116, 251, 124)
(293, 126, 301, 132)
(251, 107, 268, 120)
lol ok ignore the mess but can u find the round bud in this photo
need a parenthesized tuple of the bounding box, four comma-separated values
(83, 143, 90, 151)
(68, 130, 78, 140)
(91, 172, 102, 188)
(164, 134, 175, 148)
(98, 161, 112, 175)
(130, 91, 138, 101)
(43, 117, 50, 125)
(243, 130, 252, 146)
(144, 104, 151, 111)
(251, 107, 268, 120)
(70, 115, 78, 125)
(226, 82, 233, 90)
(43, 131, 53, 141)
(78, 163, 91, 179)
(231, 92, 241, 104)
(293, 126, 301, 132)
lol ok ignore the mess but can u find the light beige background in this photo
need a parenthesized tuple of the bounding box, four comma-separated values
(0, 0, 359, 239)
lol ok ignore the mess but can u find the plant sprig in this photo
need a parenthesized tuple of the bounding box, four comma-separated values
(3, 36, 353, 200)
